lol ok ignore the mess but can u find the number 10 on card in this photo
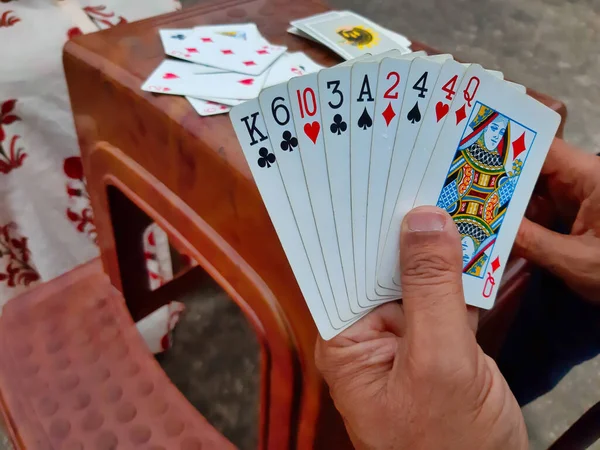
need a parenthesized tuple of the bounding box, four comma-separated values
(296, 88, 318, 118)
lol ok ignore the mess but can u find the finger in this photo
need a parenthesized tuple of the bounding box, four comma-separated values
(315, 303, 404, 386)
(514, 217, 596, 281)
(399, 206, 473, 349)
(542, 138, 599, 202)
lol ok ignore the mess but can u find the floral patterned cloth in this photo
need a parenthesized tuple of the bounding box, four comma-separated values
(0, 0, 182, 354)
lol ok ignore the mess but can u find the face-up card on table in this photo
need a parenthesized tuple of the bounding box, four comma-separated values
(286, 73, 364, 322)
(195, 96, 244, 107)
(414, 66, 560, 309)
(263, 52, 324, 89)
(178, 30, 286, 76)
(159, 28, 195, 60)
(194, 23, 266, 45)
(229, 99, 359, 339)
(292, 11, 411, 59)
(363, 54, 417, 300)
(186, 97, 231, 116)
(142, 59, 266, 99)
(375, 55, 451, 291)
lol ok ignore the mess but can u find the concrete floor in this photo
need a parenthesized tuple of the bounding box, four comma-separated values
(1, 0, 599, 449)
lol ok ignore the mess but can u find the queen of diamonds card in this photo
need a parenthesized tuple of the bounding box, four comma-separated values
(436, 102, 537, 277)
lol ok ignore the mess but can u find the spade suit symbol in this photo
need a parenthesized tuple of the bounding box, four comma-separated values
(407, 101, 422, 124)
(357, 107, 373, 130)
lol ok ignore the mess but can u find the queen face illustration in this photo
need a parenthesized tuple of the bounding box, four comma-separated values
(461, 236, 476, 268)
(483, 116, 508, 151)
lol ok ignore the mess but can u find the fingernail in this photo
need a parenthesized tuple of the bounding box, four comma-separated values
(406, 210, 447, 232)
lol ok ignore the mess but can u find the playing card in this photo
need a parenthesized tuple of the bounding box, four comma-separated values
(375, 55, 451, 292)
(194, 23, 266, 45)
(178, 30, 287, 76)
(317, 56, 375, 314)
(194, 96, 244, 107)
(363, 53, 418, 300)
(291, 10, 411, 60)
(263, 52, 324, 89)
(413, 66, 560, 309)
(286, 73, 362, 321)
(159, 28, 195, 60)
(229, 99, 359, 339)
(160, 25, 266, 62)
(141, 59, 266, 100)
(186, 97, 231, 116)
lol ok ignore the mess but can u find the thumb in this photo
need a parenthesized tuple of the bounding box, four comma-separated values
(400, 206, 473, 349)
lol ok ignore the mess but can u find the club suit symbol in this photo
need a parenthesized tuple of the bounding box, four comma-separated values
(257, 147, 276, 168)
(330, 114, 348, 135)
(280, 131, 298, 151)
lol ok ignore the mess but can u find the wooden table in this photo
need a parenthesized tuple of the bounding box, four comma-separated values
(63, 0, 567, 448)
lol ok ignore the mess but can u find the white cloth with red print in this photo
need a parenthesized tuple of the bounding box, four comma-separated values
(0, 0, 184, 354)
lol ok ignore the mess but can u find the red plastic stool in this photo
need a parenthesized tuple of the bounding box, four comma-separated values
(0, 259, 235, 450)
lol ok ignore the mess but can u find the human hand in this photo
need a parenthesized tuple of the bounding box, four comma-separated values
(315, 207, 527, 450)
(514, 138, 600, 303)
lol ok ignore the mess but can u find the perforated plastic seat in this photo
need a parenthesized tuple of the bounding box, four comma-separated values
(0, 259, 235, 450)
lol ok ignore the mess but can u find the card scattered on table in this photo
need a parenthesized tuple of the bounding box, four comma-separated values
(142, 23, 323, 115)
(229, 50, 560, 339)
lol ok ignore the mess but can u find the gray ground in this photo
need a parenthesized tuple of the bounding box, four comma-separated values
(2, 0, 600, 449)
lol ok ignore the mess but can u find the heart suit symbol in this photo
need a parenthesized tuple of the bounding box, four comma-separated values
(435, 102, 450, 122)
(163, 72, 179, 79)
(303, 121, 321, 144)
(238, 78, 254, 86)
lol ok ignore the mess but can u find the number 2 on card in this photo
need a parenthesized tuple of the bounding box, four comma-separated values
(384, 72, 401, 99)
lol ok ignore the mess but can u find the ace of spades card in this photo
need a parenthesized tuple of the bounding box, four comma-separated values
(414, 66, 560, 309)
(349, 52, 402, 306)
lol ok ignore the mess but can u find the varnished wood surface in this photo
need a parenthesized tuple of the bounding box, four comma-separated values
(63, 1, 568, 448)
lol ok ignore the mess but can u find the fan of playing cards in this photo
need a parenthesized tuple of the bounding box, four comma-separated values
(230, 51, 561, 340)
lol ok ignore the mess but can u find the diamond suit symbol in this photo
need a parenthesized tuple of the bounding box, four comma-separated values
(200, 37, 213, 42)
(221, 49, 234, 55)
(491, 256, 501, 273)
(382, 102, 396, 127)
(238, 78, 254, 86)
(257, 49, 269, 55)
(243, 60, 257, 66)
(185, 47, 198, 53)
(455, 104, 467, 125)
(512, 132, 527, 159)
